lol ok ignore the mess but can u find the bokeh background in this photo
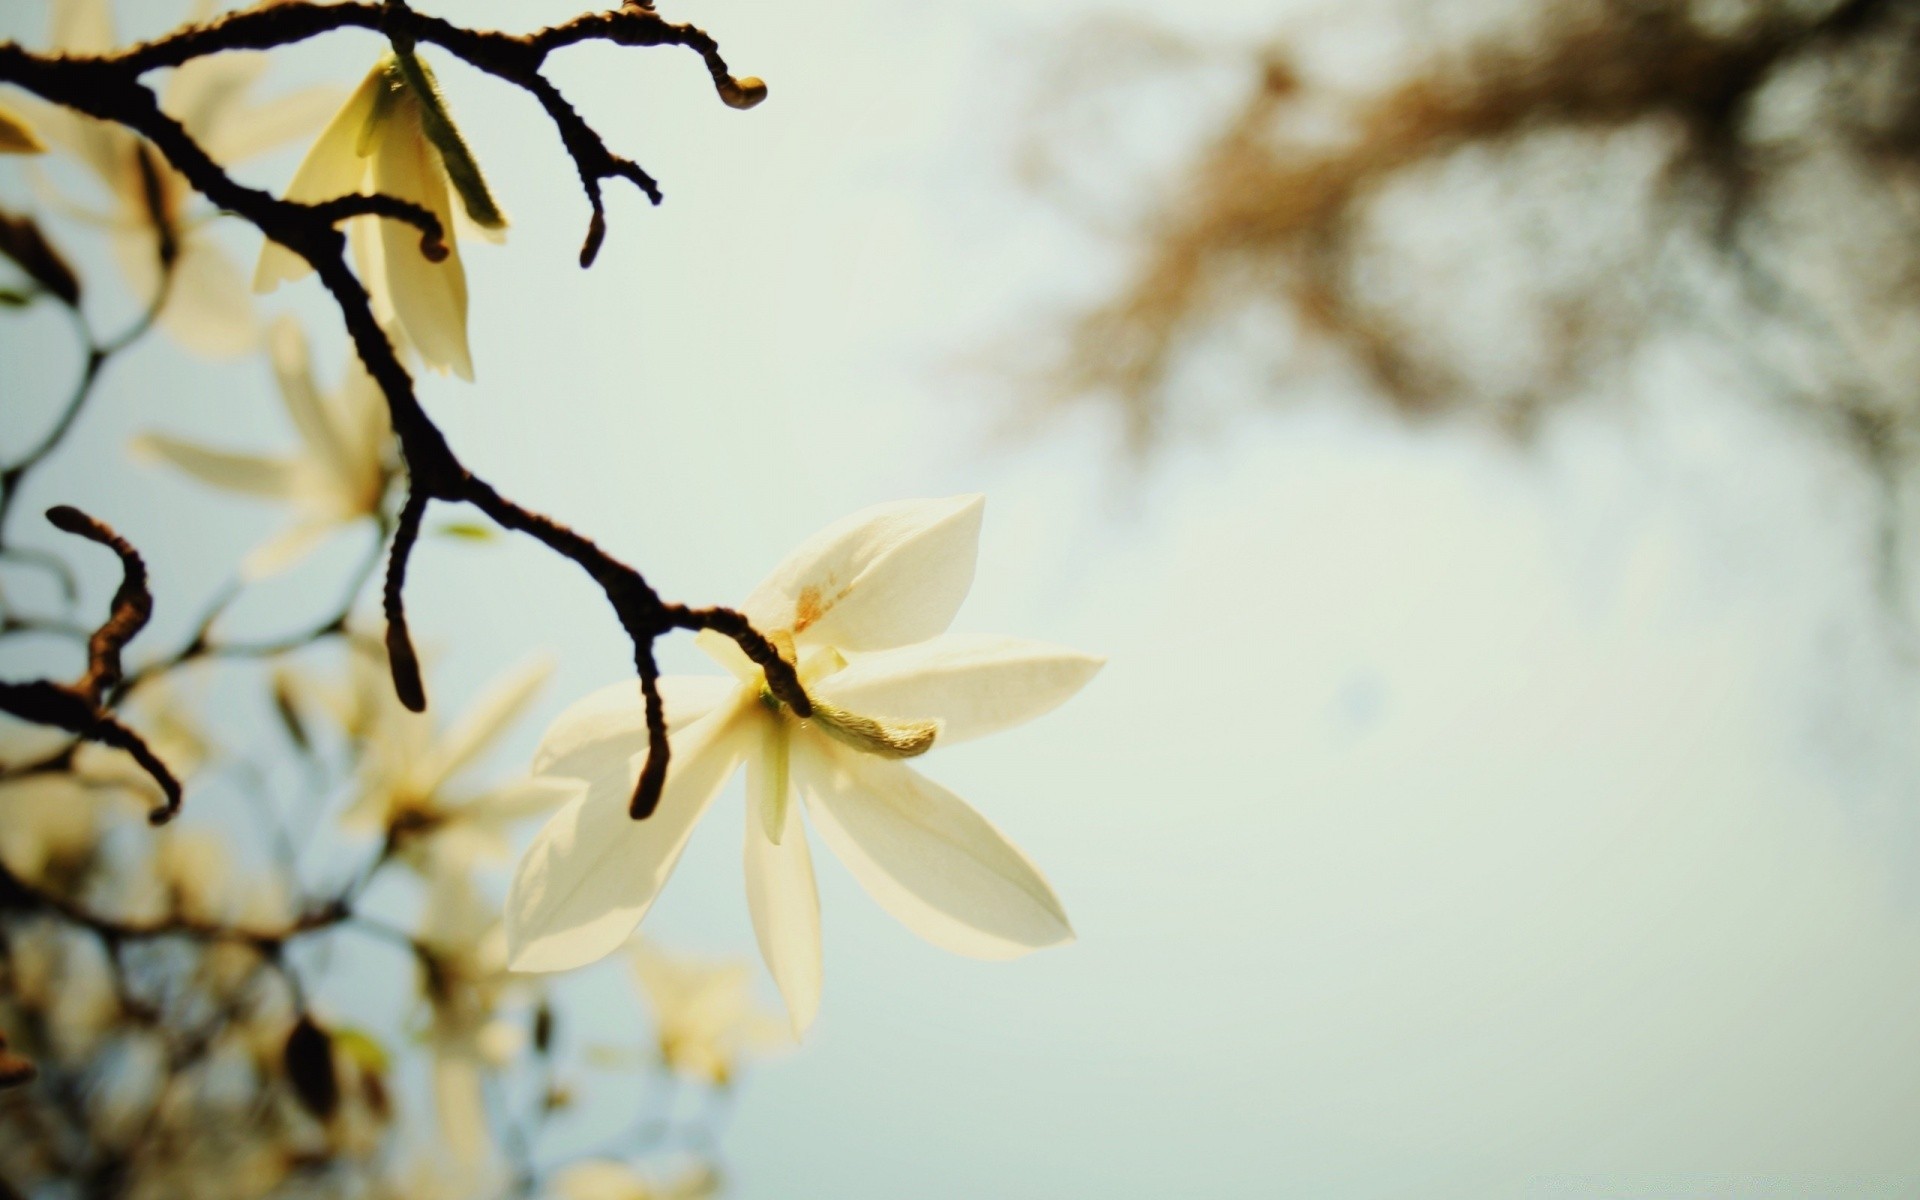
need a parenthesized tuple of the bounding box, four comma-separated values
(7, 0, 1920, 1195)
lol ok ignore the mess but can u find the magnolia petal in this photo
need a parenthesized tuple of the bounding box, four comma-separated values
(148, 233, 258, 358)
(254, 65, 383, 293)
(241, 518, 336, 579)
(813, 633, 1105, 747)
(200, 85, 342, 166)
(794, 737, 1072, 959)
(743, 495, 983, 652)
(430, 1040, 492, 1173)
(506, 705, 748, 973)
(368, 95, 473, 380)
(414, 657, 550, 795)
(464, 775, 582, 823)
(531, 675, 739, 782)
(744, 746, 823, 1036)
(0, 103, 44, 154)
(268, 317, 357, 487)
(131, 433, 296, 499)
(52, 0, 113, 55)
(693, 628, 764, 684)
(551, 1161, 654, 1200)
(163, 51, 269, 147)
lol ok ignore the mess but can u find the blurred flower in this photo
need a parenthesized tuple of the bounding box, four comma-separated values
(550, 1159, 720, 1200)
(255, 50, 507, 381)
(0, 103, 45, 154)
(317, 643, 569, 864)
(626, 941, 785, 1087)
(132, 317, 397, 577)
(413, 866, 532, 1190)
(24, 0, 339, 355)
(506, 495, 1100, 1033)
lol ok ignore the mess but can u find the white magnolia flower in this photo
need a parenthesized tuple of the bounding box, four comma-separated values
(626, 940, 787, 1086)
(505, 495, 1102, 1034)
(255, 51, 506, 381)
(318, 643, 569, 865)
(25, 0, 339, 354)
(132, 317, 395, 577)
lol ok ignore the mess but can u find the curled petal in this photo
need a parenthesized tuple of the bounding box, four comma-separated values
(743, 495, 983, 651)
(794, 737, 1072, 960)
(745, 738, 823, 1036)
(531, 675, 738, 782)
(813, 633, 1105, 746)
(507, 704, 749, 973)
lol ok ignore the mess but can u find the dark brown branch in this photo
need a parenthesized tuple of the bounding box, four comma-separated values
(44, 506, 149, 701)
(0, 4, 792, 822)
(0, 509, 179, 823)
(384, 489, 429, 713)
(86, 0, 763, 262)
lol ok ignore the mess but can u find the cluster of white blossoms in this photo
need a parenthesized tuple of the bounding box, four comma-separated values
(5, 5, 1106, 1186)
(506, 495, 1103, 1034)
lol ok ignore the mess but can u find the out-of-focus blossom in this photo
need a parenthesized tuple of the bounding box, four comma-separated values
(305, 643, 569, 864)
(25, 0, 339, 355)
(626, 941, 786, 1087)
(549, 1159, 720, 1200)
(255, 51, 507, 381)
(414, 866, 525, 1189)
(0, 103, 45, 154)
(132, 317, 397, 577)
(506, 495, 1099, 1033)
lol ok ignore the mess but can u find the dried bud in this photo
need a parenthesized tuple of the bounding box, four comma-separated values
(0, 209, 81, 308)
(283, 1016, 340, 1121)
(533, 1001, 554, 1054)
(718, 76, 769, 111)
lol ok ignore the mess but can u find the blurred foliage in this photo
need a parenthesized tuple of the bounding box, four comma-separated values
(1037, 0, 1920, 476)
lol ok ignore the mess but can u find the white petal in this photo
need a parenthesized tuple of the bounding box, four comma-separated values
(163, 51, 269, 147)
(156, 234, 258, 357)
(268, 317, 356, 486)
(794, 737, 1072, 959)
(200, 86, 342, 165)
(744, 732, 822, 1036)
(131, 433, 296, 499)
(531, 675, 740, 782)
(253, 65, 383, 293)
(52, 0, 113, 55)
(743, 495, 984, 652)
(506, 703, 749, 973)
(414, 656, 550, 795)
(240, 518, 336, 579)
(368, 95, 472, 380)
(813, 633, 1105, 747)
(430, 1039, 491, 1168)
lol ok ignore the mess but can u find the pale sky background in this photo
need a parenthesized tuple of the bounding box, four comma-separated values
(6, 0, 1920, 1196)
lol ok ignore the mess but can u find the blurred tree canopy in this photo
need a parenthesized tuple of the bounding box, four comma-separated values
(1042, 0, 1920, 490)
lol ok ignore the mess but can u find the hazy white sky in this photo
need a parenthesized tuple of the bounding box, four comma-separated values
(6, 0, 1920, 1195)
